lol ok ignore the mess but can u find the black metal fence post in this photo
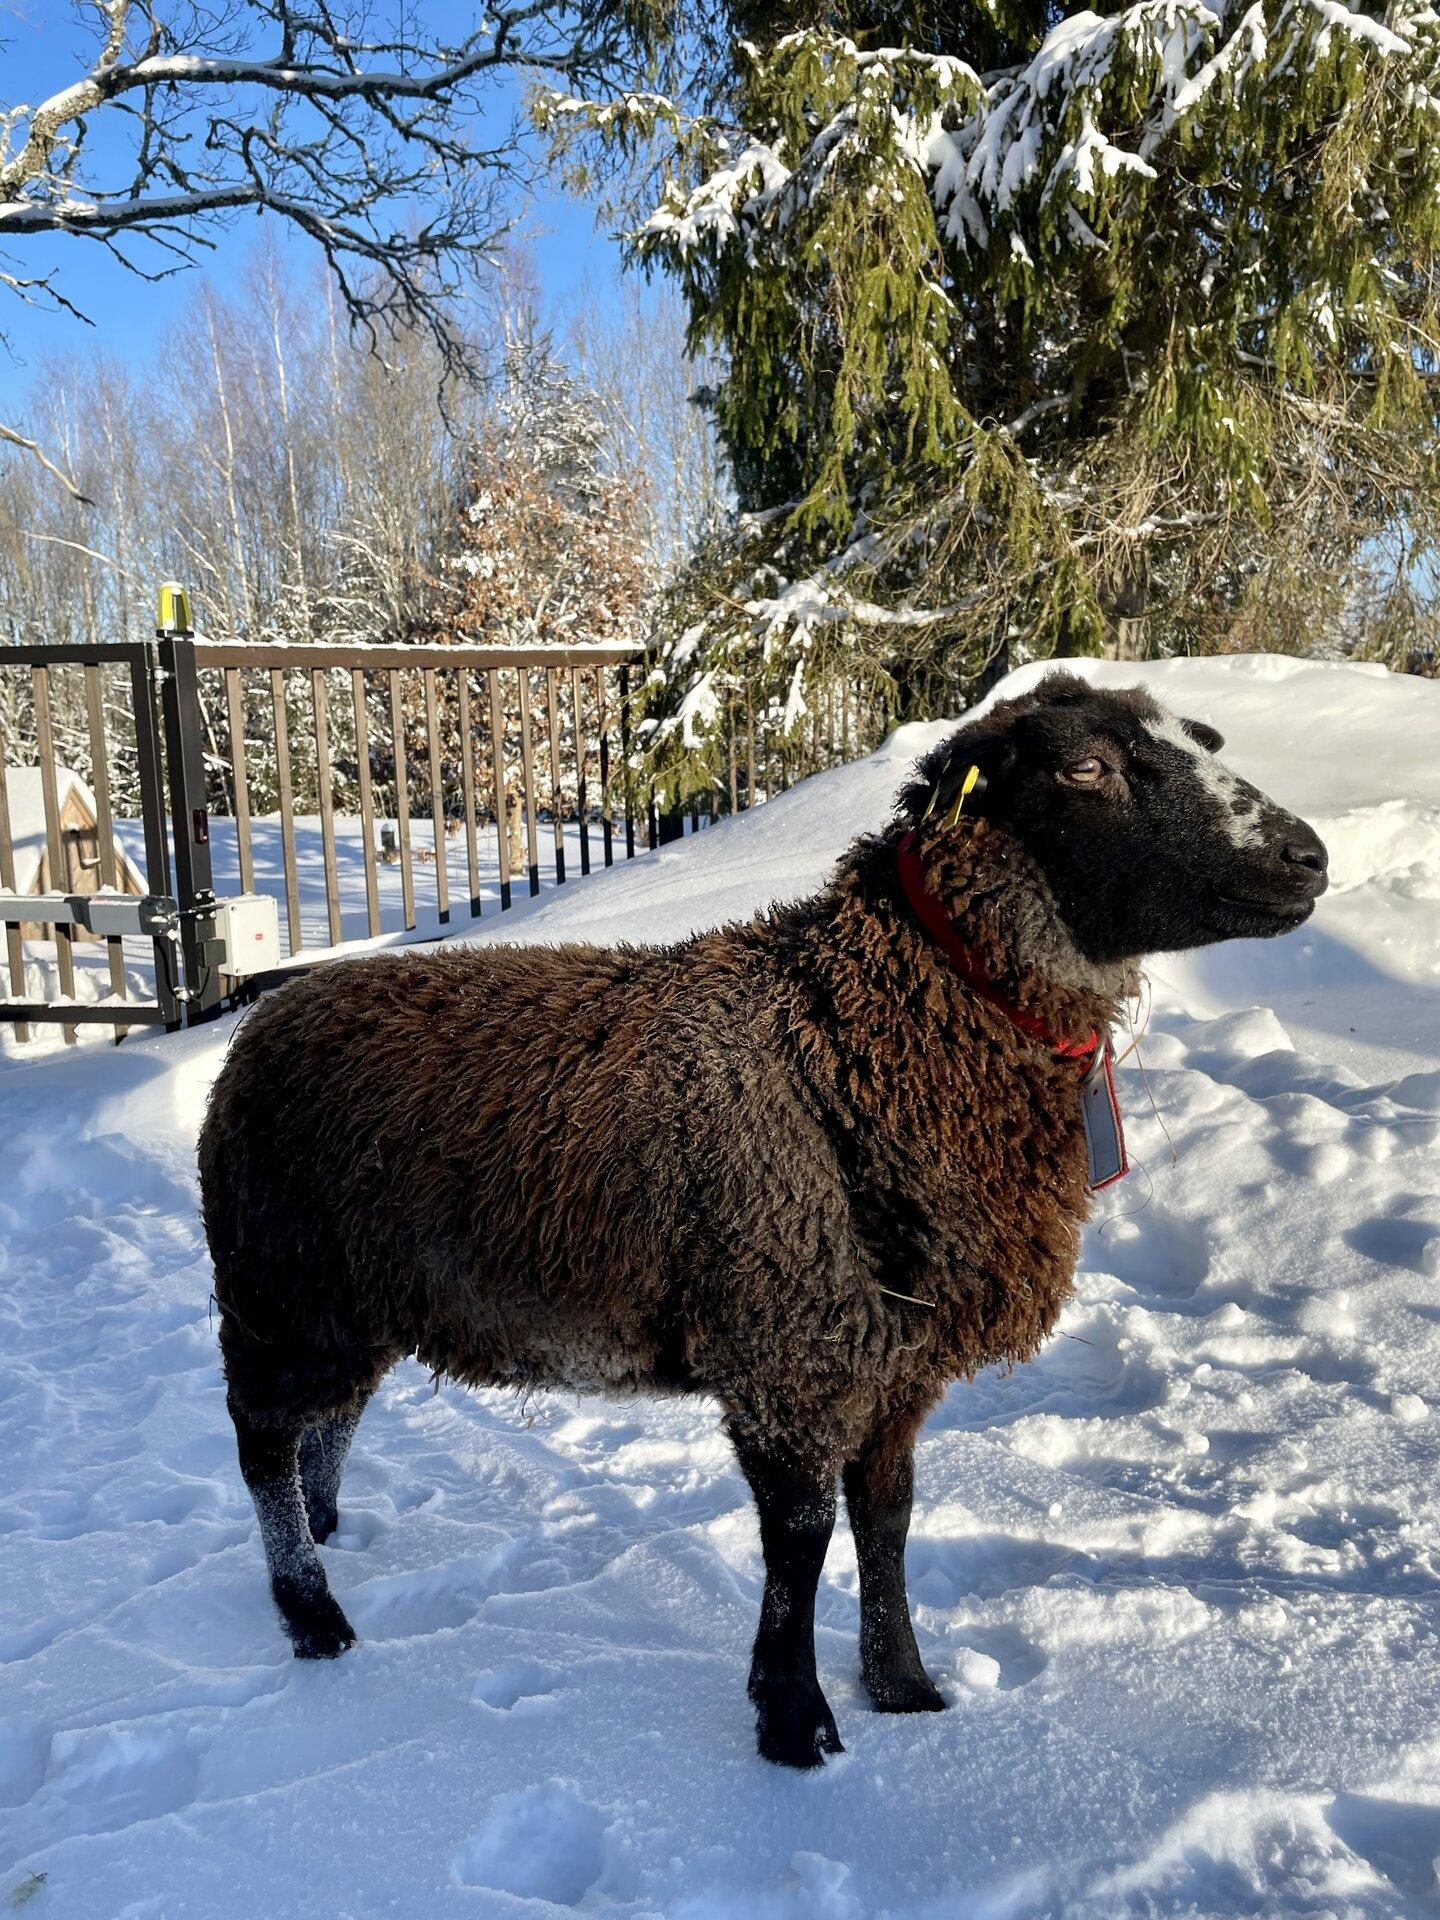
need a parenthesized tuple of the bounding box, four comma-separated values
(130, 641, 182, 1030)
(157, 602, 223, 1025)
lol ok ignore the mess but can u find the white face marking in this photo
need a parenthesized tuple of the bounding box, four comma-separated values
(1143, 707, 1268, 850)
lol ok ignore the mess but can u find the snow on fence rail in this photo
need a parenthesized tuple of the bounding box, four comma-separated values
(0, 632, 648, 1049)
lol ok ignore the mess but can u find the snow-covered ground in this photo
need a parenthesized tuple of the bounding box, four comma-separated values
(3, 653, 1440, 1919)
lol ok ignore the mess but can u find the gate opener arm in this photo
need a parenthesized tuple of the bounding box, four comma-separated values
(0, 890, 180, 939)
(0, 890, 280, 1009)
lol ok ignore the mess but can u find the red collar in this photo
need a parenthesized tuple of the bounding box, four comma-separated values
(894, 830, 1100, 1065)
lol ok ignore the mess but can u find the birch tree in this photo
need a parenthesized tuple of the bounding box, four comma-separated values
(0, 244, 680, 811)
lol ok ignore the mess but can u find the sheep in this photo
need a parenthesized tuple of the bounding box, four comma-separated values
(199, 671, 1329, 1769)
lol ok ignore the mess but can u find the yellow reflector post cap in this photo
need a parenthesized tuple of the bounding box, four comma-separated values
(157, 581, 193, 634)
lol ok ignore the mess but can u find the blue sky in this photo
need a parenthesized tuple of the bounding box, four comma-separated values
(0, 2, 631, 389)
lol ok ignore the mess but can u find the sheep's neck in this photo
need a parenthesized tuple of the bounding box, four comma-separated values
(766, 822, 1125, 1056)
(894, 831, 1100, 1059)
(882, 820, 1126, 1041)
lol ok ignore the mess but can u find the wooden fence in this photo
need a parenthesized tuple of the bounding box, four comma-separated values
(0, 631, 645, 1045)
(194, 638, 642, 953)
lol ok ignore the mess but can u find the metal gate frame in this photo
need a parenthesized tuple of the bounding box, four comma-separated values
(3, 596, 653, 1045)
(0, 625, 223, 1037)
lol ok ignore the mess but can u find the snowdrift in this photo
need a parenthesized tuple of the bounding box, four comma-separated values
(2, 654, 1439, 1919)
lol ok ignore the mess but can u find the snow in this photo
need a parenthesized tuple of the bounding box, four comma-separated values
(3, 653, 1440, 1918)
(642, 140, 792, 256)
(675, 672, 723, 751)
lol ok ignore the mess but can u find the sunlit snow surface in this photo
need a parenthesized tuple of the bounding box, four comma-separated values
(3, 654, 1439, 1919)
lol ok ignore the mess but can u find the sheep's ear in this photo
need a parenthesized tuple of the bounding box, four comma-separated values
(927, 739, 1011, 824)
(1182, 718, 1224, 754)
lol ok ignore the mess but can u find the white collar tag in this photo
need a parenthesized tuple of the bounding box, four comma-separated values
(1081, 1041, 1129, 1191)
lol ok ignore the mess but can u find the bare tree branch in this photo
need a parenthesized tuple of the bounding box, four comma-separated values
(25, 528, 134, 572)
(0, 421, 91, 502)
(0, 0, 663, 495)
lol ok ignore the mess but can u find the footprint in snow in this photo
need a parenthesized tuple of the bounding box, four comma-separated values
(469, 1660, 563, 1712)
(0, 1721, 49, 1810)
(35, 1723, 199, 1842)
(453, 1781, 607, 1905)
(323, 1509, 383, 1551)
(1325, 1791, 1440, 1907)
(115, 1479, 226, 1530)
(1263, 1134, 1354, 1182)
(1089, 1209, 1213, 1304)
(947, 1625, 1048, 1693)
(1346, 1208, 1440, 1277)
(348, 1542, 557, 1640)
(1386, 1068, 1440, 1113)
(907, 1529, 1077, 1606)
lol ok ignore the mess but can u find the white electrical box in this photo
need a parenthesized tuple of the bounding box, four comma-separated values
(214, 894, 281, 979)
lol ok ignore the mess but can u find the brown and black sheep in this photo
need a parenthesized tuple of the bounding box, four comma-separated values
(199, 672, 1328, 1768)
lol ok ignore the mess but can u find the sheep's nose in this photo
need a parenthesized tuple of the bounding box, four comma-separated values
(1282, 840, 1326, 875)
(1278, 825, 1329, 894)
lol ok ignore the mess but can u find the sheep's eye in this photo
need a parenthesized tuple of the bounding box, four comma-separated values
(1062, 756, 1105, 785)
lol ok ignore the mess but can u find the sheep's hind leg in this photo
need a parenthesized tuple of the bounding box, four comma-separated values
(299, 1392, 371, 1543)
(844, 1414, 944, 1714)
(232, 1399, 356, 1659)
(729, 1421, 842, 1769)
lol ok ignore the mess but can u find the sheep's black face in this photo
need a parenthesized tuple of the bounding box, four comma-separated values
(911, 673, 1329, 965)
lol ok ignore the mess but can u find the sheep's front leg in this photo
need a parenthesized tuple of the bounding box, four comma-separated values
(729, 1423, 842, 1769)
(844, 1417, 945, 1714)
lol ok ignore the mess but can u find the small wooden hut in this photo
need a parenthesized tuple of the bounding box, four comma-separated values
(2, 765, 146, 940)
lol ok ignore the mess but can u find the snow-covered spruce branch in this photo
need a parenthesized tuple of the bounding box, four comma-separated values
(578, 1, 1429, 269)
(553, 0, 1440, 790)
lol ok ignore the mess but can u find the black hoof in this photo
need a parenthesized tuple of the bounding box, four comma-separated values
(276, 1582, 355, 1660)
(291, 1612, 356, 1660)
(864, 1668, 947, 1714)
(753, 1683, 844, 1770)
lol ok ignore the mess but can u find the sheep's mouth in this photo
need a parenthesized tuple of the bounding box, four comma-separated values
(1215, 890, 1315, 928)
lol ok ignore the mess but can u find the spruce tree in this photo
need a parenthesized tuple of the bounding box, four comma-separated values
(546, 0, 1440, 797)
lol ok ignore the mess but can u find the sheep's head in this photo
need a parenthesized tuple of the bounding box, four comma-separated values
(901, 672, 1328, 966)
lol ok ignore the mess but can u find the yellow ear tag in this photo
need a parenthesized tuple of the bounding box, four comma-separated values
(945, 763, 981, 829)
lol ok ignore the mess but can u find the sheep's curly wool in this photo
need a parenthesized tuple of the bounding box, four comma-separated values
(201, 811, 1117, 1474)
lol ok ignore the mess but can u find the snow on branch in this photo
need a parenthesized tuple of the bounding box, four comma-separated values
(0, 0, 662, 491)
(547, 0, 1440, 791)
(566, 0, 1430, 270)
